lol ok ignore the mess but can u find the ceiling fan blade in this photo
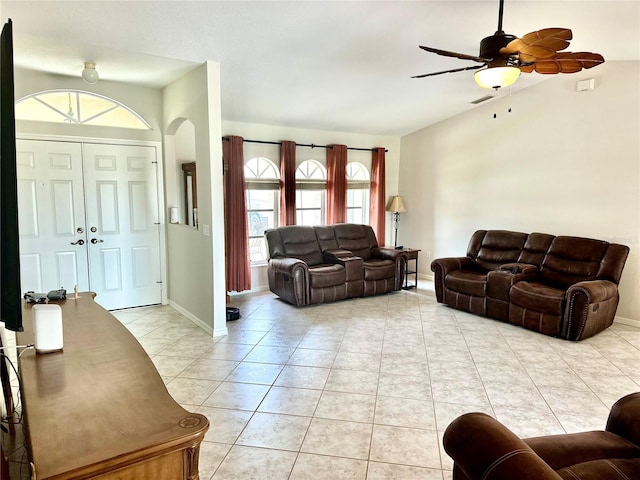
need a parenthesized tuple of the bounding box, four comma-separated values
(412, 64, 485, 79)
(419, 45, 489, 63)
(521, 52, 604, 74)
(501, 28, 573, 63)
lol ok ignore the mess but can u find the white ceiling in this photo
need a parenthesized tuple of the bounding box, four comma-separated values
(2, 1, 639, 136)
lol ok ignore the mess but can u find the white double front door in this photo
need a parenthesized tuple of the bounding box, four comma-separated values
(16, 139, 162, 310)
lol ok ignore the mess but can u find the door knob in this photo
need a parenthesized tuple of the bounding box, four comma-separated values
(90, 238, 104, 244)
(70, 239, 85, 246)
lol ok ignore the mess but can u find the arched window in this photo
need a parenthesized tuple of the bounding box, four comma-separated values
(346, 162, 370, 225)
(244, 157, 280, 263)
(295, 159, 326, 226)
(15, 89, 151, 130)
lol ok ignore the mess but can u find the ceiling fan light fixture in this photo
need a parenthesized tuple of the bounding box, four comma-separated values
(474, 66, 520, 89)
(82, 62, 99, 84)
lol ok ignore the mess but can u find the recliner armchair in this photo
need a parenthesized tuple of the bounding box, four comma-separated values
(443, 392, 640, 480)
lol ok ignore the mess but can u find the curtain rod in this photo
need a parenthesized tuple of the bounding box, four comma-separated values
(222, 137, 387, 153)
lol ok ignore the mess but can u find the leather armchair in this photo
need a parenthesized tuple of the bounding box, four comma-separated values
(443, 392, 640, 480)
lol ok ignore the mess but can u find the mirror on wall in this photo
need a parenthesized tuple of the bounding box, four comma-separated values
(174, 119, 197, 227)
(181, 161, 197, 227)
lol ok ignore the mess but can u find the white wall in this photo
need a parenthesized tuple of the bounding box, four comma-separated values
(400, 61, 640, 322)
(222, 120, 402, 291)
(163, 62, 227, 336)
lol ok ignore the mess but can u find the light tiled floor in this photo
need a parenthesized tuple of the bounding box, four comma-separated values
(110, 280, 640, 479)
(6, 281, 639, 479)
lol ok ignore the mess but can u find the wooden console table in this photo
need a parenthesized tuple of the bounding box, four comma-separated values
(16, 294, 208, 480)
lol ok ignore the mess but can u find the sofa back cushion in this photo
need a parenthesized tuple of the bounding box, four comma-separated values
(472, 230, 528, 272)
(332, 224, 378, 261)
(540, 236, 608, 289)
(314, 225, 339, 252)
(518, 233, 556, 266)
(598, 244, 630, 284)
(265, 226, 324, 266)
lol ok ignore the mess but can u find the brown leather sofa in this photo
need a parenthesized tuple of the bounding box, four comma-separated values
(430, 230, 629, 340)
(265, 223, 406, 306)
(443, 392, 640, 480)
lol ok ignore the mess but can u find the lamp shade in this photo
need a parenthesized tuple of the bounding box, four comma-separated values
(474, 66, 520, 89)
(82, 62, 99, 84)
(386, 195, 406, 213)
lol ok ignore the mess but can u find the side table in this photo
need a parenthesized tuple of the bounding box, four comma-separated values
(402, 248, 420, 289)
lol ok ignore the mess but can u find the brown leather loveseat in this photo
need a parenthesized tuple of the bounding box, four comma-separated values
(430, 230, 629, 340)
(443, 392, 640, 480)
(265, 223, 406, 306)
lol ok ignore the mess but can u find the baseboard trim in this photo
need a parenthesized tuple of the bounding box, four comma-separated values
(168, 300, 229, 337)
(615, 316, 640, 329)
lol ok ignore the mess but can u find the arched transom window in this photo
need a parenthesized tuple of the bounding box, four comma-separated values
(15, 90, 151, 130)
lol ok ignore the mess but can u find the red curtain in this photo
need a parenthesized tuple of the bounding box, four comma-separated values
(279, 140, 297, 225)
(326, 144, 347, 224)
(369, 147, 386, 243)
(223, 136, 251, 292)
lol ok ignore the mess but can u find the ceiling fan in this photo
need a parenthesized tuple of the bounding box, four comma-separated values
(412, 0, 604, 89)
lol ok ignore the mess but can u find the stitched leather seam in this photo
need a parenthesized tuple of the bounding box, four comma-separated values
(481, 449, 531, 480)
(563, 468, 581, 480)
(605, 459, 630, 480)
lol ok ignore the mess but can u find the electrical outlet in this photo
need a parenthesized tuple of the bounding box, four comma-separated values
(202, 224, 210, 236)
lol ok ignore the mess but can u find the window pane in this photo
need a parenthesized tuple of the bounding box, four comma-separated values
(15, 90, 151, 130)
(296, 159, 326, 180)
(346, 188, 369, 224)
(296, 189, 325, 226)
(248, 237, 268, 263)
(298, 209, 323, 226)
(245, 157, 279, 179)
(245, 157, 280, 264)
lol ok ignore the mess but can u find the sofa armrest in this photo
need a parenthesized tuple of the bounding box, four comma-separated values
(267, 257, 310, 306)
(323, 249, 354, 261)
(326, 254, 364, 282)
(371, 247, 404, 261)
(563, 279, 620, 340)
(430, 257, 475, 303)
(499, 263, 538, 275)
(606, 392, 640, 447)
(443, 413, 562, 480)
(269, 256, 309, 275)
(372, 247, 407, 290)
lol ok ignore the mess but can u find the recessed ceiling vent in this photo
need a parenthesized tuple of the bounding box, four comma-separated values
(471, 95, 494, 105)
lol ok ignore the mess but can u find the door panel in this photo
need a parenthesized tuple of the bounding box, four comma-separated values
(83, 143, 161, 310)
(16, 140, 89, 294)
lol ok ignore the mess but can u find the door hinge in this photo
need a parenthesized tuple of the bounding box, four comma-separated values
(151, 161, 158, 164)
(156, 280, 163, 284)
(154, 222, 160, 225)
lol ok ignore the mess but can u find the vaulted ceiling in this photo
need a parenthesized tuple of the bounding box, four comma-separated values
(3, 1, 639, 136)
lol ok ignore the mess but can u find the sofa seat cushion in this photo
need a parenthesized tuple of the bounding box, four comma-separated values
(309, 264, 346, 288)
(510, 281, 565, 314)
(557, 458, 640, 480)
(363, 259, 395, 281)
(445, 270, 487, 297)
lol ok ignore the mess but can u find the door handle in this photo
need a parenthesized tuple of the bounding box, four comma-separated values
(90, 238, 104, 244)
(70, 239, 85, 246)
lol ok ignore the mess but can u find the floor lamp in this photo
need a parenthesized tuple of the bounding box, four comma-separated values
(386, 195, 406, 248)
